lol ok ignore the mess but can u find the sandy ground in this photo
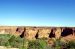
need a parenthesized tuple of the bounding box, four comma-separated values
(0, 46, 19, 49)
(61, 34, 75, 42)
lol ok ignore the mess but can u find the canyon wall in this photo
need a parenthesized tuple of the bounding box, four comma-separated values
(0, 26, 75, 41)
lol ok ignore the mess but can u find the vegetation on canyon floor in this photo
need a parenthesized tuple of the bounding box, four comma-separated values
(0, 34, 75, 49)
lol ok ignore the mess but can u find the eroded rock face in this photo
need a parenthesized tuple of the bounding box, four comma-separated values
(0, 30, 6, 34)
(0, 26, 75, 41)
(73, 27, 75, 36)
(49, 28, 55, 38)
(25, 27, 38, 40)
(38, 28, 51, 38)
(9, 27, 17, 35)
(49, 27, 62, 39)
(54, 28, 62, 39)
(14, 27, 25, 37)
(61, 28, 73, 37)
(0, 26, 12, 34)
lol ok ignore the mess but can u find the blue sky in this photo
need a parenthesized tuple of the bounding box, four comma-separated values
(0, 0, 75, 26)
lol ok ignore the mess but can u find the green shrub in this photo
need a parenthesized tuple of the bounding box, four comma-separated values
(1, 34, 75, 49)
(66, 40, 75, 49)
(53, 39, 75, 49)
(0, 34, 25, 48)
(28, 40, 41, 49)
(54, 39, 62, 49)
(53, 39, 67, 49)
(28, 39, 48, 49)
(0, 34, 11, 46)
(7, 35, 24, 48)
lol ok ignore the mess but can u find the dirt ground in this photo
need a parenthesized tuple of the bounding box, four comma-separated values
(61, 34, 75, 42)
(0, 46, 19, 49)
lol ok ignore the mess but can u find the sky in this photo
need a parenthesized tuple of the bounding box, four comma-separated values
(0, 0, 75, 27)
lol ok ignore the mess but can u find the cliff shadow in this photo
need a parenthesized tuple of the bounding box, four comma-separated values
(49, 29, 55, 38)
(61, 28, 73, 37)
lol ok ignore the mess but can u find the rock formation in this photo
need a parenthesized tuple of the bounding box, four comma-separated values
(25, 27, 38, 40)
(38, 28, 51, 38)
(0, 26, 75, 41)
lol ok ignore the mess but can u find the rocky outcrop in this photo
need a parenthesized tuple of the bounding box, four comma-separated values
(38, 28, 51, 38)
(24, 27, 38, 40)
(54, 27, 62, 39)
(0, 26, 75, 41)
(15, 27, 25, 37)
